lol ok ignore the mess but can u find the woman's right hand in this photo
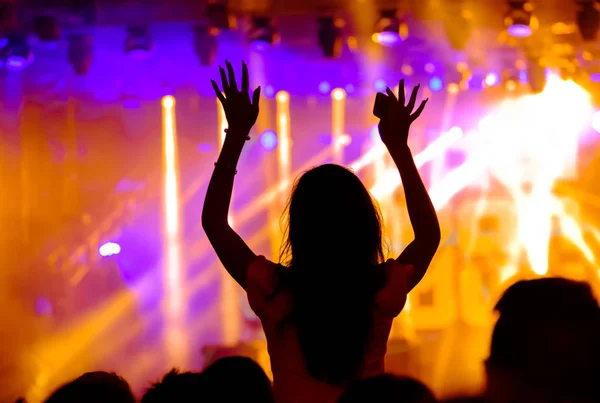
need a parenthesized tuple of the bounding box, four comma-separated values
(211, 60, 261, 136)
(377, 79, 428, 150)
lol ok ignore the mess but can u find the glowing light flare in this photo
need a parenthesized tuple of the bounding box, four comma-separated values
(217, 95, 227, 147)
(276, 91, 291, 204)
(429, 76, 443, 92)
(161, 95, 187, 365)
(484, 72, 499, 87)
(99, 242, 121, 257)
(331, 88, 346, 164)
(593, 111, 600, 133)
(370, 126, 465, 199)
(429, 158, 487, 211)
(507, 24, 533, 38)
(372, 31, 401, 47)
(476, 74, 595, 276)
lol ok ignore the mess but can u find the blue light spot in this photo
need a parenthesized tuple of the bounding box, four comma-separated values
(260, 130, 278, 151)
(250, 40, 271, 52)
(374, 79, 387, 92)
(345, 84, 355, 94)
(6, 56, 30, 71)
(591, 73, 600, 83)
(429, 76, 443, 92)
(319, 81, 331, 94)
(519, 70, 528, 84)
(264, 85, 275, 98)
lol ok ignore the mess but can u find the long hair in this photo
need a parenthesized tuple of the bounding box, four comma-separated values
(280, 164, 385, 385)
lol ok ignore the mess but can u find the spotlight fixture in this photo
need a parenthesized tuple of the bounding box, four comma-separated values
(194, 24, 218, 66)
(576, 1, 600, 41)
(207, 2, 232, 30)
(68, 34, 93, 75)
(124, 25, 153, 59)
(317, 17, 343, 58)
(505, 1, 534, 37)
(34, 15, 60, 42)
(443, 5, 472, 50)
(248, 17, 278, 51)
(372, 9, 407, 47)
(0, 2, 16, 36)
(0, 35, 33, 71)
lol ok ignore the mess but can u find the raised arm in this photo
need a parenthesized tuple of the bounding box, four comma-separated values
(377, 80, 441, 292)
(202, 61, 261, 290)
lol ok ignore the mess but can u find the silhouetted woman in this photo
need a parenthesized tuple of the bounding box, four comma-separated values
(203, 61, 441, 403)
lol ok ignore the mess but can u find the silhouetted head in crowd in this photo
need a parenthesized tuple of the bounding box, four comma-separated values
(442, 398, 484, 403)
(338, 374, 437, 403)
(44, 371, 135, 403)
(202, 356, 274, 403)
(280, 164, 386, 384)
(141, 368, 204, 403)
(486, 277, 600, 403)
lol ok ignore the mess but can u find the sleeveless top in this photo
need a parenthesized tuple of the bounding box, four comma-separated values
(247, 256, 413, 403)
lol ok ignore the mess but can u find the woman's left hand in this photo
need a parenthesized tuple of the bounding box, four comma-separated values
(211, 60, 261, 135)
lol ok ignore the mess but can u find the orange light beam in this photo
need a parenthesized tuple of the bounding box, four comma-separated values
(162, 95, 187, 366)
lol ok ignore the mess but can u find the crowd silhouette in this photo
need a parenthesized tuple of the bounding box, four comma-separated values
(25, 61, 600, 403)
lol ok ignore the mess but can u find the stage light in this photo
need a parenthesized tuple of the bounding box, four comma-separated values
(1, 36, 33, 71)
(162, 94, 187, 363)
(207, 2, 232, 30)
(125, 25, 153, 58)
(484, 72, 500, 87)
(448, 83, 460, 94)
(506, 79, 517, 92)
(576, 1, 600, 41)
(193, 24, 218, 66)
(345, 84, 355, 93)
(34, 15, 60, 42)
(374, 78, 387, 92)
(425, 63, 436, 74)
(99, 242, 121, 257)
(68, 34, 93, 75)
(248, 17, 278, 51)
(332, 88, 345, 101)
(372, 9, 406, 47)
(593, 111, 600, 133)
(319, 81, 331, 94)
(505, 1, 534, 37)
(331, 88, 346, 164)
(260, 130, 278, 151)
(591, 72, 600, 83)
(276, 91, 291, 202)
(318, 16, 343, 58)
(401, 64, 414, 76)
(429, 76, 444, 92)
(443, 4, 472, 50)
(518, 69, 528, 83)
